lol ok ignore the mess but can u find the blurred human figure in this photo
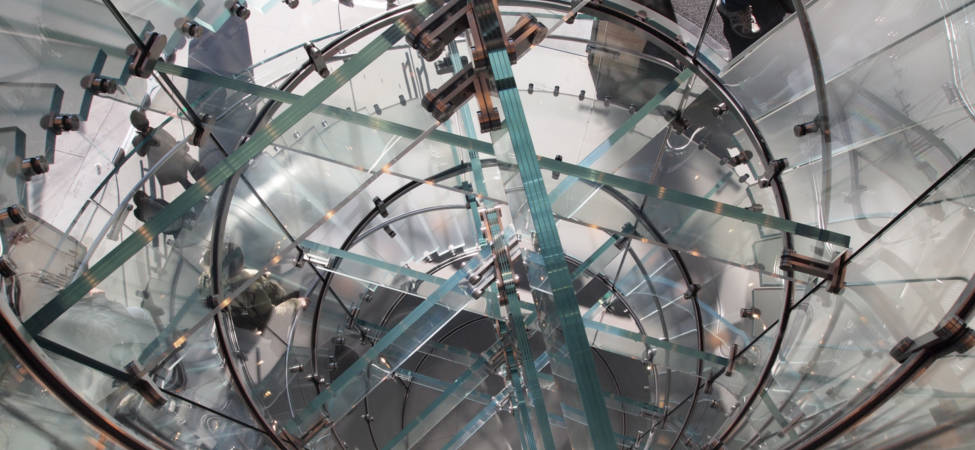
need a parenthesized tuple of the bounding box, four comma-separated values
(130, 110, 207, 190)
(717, 0, 795, 56)
(132, 191, 190, 236)
(220, 244, 304, 334)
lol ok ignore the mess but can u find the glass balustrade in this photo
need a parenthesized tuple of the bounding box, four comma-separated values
(0, 0, 971, 448)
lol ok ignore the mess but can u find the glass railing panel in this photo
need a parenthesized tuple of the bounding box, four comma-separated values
(725, 152, 975, 447)
(0, 210, 86, 321)
(0, 0, 151, 115)
(26, 182, 222, 386)
(721, 0, 967, 119)
(0, 83, 62, 168)
(111, 379, 277, 449)
(112, 0, 204, 53)
(0, 127, 27, 209)
(829, 352, 975, 448)
(0, 341, 126, 449)
(285, 249, 489, 436)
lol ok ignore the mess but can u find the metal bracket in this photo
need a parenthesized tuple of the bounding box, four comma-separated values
(304, 42, 330, 78)
(126, 32, 167, 78)
(421, 64, 500, 132)
(403, 0, 470, 61)
(551, 154, 563, 179)
(124, 361, 167, 408)
(503, 14, 547, 64)
(757, 158, 787, 188)
(191, 114, 214, 146)
(422, 244, 465, 264)
(793, 116, 823, 137)
(21, 156, 49, 180)
(372, 196, 389, 217)
(780, 249, 850, 294)
(80, 74, 118, 95)
(890, 315, 975, 363)
(175, 17, 203, 38)
(407, 0, 545, 131)
(740, 308, 761, 319)
(226, 0, 251, 19)
(0, 205, 25, 225)
(615, 223, 637, 250)
(39, 113, 80, 135)
(712, 102, 728, 116)
(720, 150, 752, 167)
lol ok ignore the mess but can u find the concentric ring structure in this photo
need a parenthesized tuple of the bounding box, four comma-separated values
(0, 0, 973, 448)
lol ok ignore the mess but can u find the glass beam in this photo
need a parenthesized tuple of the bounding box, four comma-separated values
(477, 9, 616, 444)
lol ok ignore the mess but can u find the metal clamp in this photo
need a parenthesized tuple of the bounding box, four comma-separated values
(191, 114, 214, 146)
(720, 150, 753, 167)
(124, 362, 167, 408)
(373, 196, 389, 217)
(0, 205, 25, 225)
(175, 17, 203, 38)
(304, 42, 330, 78)
(740, 308, 761, 319)
(551, 154, 563, 179)
(126, 32, 167, 78)
(504, 14, 547, 64)
(39, 113, 80, 135)
(712, 102, 728, 116)
(21, 156, 49, 180)
(403, 0, 470, 61)
(80, 74, 118, 95)
(780, 249, 850, 294)
(793, 116, 824, 137)
(408, 0, 544, 131)
(480, 207, 521, 304)
(890, 315, 975, 363)
(226, 0, 251, 19)
(421, 64, 500, 132)
(757, 158, 787, 188)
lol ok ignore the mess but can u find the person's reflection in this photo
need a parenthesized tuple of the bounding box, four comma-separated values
(220, 244, 304, 355)
(717, 0, 795, 57)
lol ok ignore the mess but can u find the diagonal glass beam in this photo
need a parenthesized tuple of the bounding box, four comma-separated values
(539, 156, 851, 247)
(154, 61, 495, 157)
(476, 10, 615, 447)
(23, 2, 439, 334)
